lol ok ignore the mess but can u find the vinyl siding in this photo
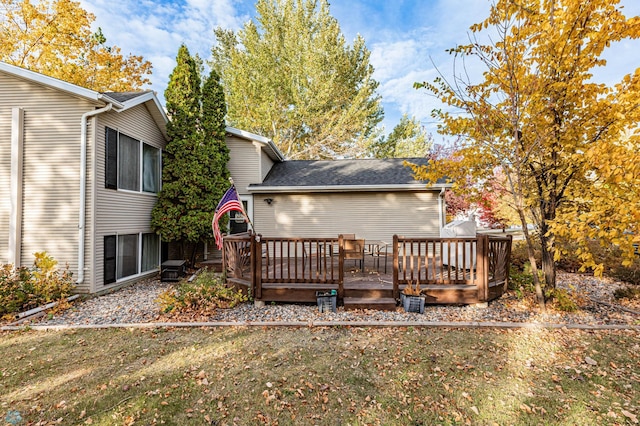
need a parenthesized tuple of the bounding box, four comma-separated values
(93, 104, 166, 293)
(253, 191, 441, 242)
(227, 135, 262, 195)
(260, 147, 275, 181)
(0, 71, 97, 286)
(0, 83, 11, 263)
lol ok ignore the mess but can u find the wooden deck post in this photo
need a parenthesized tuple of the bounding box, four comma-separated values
(392, 235, 399, 299)
(476, 235, 489, 303)
(504, 235, 513, 294)
(253, 233, 262, 300)
(338, 234, 345, 298)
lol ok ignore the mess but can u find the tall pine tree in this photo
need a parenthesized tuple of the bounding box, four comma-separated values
(151, 45, 230, 260)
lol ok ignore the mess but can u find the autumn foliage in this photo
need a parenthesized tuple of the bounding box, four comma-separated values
(0, 0, 152, 91)
(413, 0, 640, 299)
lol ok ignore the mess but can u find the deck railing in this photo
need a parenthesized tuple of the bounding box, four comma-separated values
(222, 232, 254, 288)
(392, 234, 512, 302)
(223, 233, 512, 304)
(255, 237, 341, 299)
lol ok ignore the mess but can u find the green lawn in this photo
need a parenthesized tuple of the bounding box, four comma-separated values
(1, 327, 638, 425)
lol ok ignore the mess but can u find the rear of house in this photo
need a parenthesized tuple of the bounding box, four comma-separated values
(223, 129, 449, 242)
(248, 158, 448, 242)
(0, 62, 168, 294)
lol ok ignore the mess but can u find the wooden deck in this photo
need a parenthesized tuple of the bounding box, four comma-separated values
(223, 233, 512, 310)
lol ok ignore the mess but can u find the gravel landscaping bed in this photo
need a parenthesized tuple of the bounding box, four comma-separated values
(19, 272, 640, 327)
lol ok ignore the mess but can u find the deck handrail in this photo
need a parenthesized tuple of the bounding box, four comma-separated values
(223, 233, 512, 305)
(222, 232, 254, 291)
(392, 235, 512, 302)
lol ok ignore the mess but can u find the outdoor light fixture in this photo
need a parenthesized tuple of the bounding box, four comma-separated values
(264, 198, 273, 205)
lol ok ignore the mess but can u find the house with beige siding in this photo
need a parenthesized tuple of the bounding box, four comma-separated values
(224, 128, 449, 243)
(0, 61, 168, 294)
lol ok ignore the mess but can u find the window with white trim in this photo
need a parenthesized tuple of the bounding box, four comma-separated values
(229, 197, 253, 234)
(105, 127, 160, 193)
(104, 233, 160, 284)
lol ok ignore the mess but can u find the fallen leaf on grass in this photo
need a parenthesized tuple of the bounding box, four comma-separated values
(622, 410, 639, 424)
(585, 356, 597, 366)
(520, 403, 532, 414)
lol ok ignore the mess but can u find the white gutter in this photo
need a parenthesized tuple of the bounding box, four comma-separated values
(77, 103, 113, 284)
(247, 183, 451, 193)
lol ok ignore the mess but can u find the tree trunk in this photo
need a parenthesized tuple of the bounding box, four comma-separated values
(189, 241, 200, 268)
(540, 231, 557, 290)
(517, 210, 546, 310)
(539, 205, 557, 290)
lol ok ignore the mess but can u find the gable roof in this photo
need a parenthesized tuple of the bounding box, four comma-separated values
(248, 158, 450, 193)
(0, 61, 168, 139)
(226, 126, 285, 162)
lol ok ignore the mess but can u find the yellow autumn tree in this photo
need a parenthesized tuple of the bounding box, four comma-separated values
(0, 0, 151, 91)
(413, 0, 640, 306)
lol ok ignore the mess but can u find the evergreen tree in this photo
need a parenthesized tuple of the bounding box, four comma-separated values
(201, 68, 231, 229)
(151, 45, 230, 258)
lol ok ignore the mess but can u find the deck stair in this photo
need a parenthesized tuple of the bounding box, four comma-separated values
(343, 296, 397, 311)
(342, 281, 397, 311)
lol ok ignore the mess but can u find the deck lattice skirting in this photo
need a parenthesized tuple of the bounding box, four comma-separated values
(223, 233, 512, 306)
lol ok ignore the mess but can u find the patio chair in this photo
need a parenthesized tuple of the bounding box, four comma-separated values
(369, 241, 389, 273)
(343, 238, 365, 270)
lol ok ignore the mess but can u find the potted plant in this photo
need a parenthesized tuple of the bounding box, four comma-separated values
(402, 280, 425, 314)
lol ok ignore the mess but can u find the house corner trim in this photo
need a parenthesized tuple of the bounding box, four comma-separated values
(9, 108, 24, 266)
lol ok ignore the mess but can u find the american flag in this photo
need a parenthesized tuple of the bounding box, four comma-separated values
(212, 185, 246, 249)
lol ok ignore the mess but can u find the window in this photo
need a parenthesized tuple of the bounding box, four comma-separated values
(105, 127, 160, 193)
(230, 200, 250, 234)
(103, 233, 159, 284)
(143, 143, 160, 193)
(141, 233, 160, 272)
(117, 234, 138, 279)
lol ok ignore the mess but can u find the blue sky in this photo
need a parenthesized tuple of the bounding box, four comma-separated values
(80, 0, 640, 139)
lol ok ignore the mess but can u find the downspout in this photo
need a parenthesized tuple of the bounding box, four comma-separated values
(78, 103, 113, 284)
(438, 187, 446, 229)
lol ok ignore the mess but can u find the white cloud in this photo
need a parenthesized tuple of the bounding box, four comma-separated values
(78, 0, 640, 139)
(80, 0, 249, 98)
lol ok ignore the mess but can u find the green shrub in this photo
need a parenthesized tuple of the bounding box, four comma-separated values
(158, 270, 247, 315)
(0, 252, 75, 318)
(509, 240, 541, 273)
(508, 263, 547, 300)
(546, 288, 579, 312)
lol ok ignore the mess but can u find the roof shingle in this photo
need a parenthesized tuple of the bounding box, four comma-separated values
(251, 158, 441, 188)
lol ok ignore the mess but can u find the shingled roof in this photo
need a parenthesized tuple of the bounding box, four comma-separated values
(248, 158, 448, 192)
(102, 91, 153, 103)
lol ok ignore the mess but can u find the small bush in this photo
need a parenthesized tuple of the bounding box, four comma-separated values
(546, 288, 579, 312)
(555, 239, 640, 284)
(510, 240, 541, 273)
(158, 270, 247, 315)
(614, 285, 640, 301)
(0, 252, 75, 318)
(508, 268, 535, 300)
(509, 263, 551, 301)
